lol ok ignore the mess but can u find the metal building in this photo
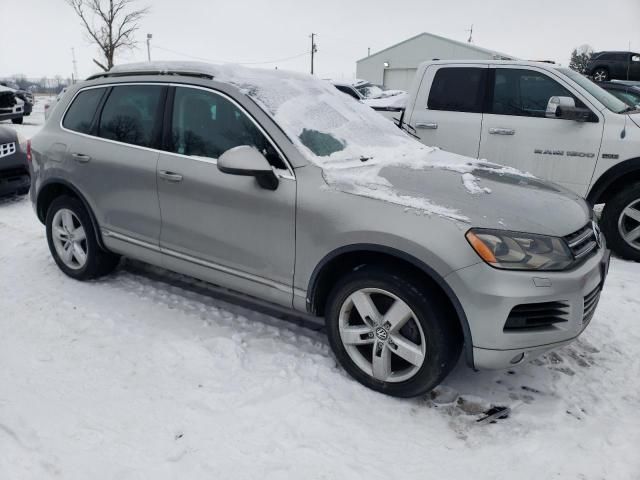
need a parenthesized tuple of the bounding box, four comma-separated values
(356, 32, 515, 91)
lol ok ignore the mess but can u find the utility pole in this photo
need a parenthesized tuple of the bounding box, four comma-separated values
(310, 33, 318, 75)
(466, 24, 474, 43)
(146, 33, 153, 62)
(71, 47, 79, 83)
(368, 47, 371, 57)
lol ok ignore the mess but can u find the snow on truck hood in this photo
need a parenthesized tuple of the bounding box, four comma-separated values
(111, 62, 581, 226)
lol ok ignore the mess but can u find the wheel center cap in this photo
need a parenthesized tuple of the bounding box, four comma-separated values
(375, 326, 388, 341)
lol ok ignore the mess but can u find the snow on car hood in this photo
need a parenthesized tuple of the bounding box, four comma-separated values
(110, 62, 575, 225)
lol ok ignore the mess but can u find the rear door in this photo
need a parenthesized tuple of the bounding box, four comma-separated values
(156, 85, 296, 307)
(61, 83, 165, 261)
(478, 67, 604, 196)
(407, 64, 487, 158)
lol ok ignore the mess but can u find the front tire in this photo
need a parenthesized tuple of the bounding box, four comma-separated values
(325, 266, 462, 397)
(601, 182, 640, 261)
(593, 68, 609, 82)
(46, 195, 120, 279)
(11, 117, 24, 125)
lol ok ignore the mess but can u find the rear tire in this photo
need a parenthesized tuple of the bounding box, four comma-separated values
(325, 266, 462, 397)
(601, 182, 640, 262)
(46, 195, 120, 280)
(593, 68, 609, 82)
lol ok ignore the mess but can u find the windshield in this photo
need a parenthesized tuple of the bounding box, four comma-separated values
(558, 68, 630, 113)
(355, 83, 385, 99)
(214, 65, 421, 163)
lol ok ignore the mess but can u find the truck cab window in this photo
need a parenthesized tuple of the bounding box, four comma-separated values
(490, 69, 585, 118)
(427, 67, 487, 113)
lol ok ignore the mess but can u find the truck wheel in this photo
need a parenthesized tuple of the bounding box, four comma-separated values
(46, 195, 120, 280)
(11, 117, 24, 125)
(325, 266, 462, 397)
(593, 68, 609, 82)
(601, 182, 640, 261)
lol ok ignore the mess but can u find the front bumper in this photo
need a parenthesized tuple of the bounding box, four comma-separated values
(446, 246, 610, 370)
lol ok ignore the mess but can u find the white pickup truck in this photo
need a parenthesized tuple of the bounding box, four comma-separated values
(399, 60, 640, 261)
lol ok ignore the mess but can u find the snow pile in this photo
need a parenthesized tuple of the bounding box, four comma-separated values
(363, 91, 408, 109)
(462, 173, 492, 194)
(109, 62, 520, 221)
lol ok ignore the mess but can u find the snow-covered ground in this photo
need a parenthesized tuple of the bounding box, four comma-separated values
(1, 98, 640, 480)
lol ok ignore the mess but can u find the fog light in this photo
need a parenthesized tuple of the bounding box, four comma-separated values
(510, 353, 525, 364)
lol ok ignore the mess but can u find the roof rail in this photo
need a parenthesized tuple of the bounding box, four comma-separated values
(86, 70, 214, 81)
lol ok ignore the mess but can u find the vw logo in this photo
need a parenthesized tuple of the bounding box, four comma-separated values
(592, 221, 602, 249)
(375, 327, 388, 341)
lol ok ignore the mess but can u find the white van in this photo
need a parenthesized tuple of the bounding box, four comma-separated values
(401, 60, 640, 260)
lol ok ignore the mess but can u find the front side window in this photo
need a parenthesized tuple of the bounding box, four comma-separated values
(427, 67, 487, 113)
(98, 85, 163, 147)
(62, 88, 106, 134)
(490, 69, 583, 118)
(169, 87, 285, 169)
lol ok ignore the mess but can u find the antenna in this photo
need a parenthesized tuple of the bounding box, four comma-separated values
(466, 24, 474, 43)
(71, 47, 79, 83)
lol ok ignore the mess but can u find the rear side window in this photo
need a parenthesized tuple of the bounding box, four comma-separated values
(62, 88, 106, 134)
(490, 69, 583, 118)
(98, 85, 164, 148)
(427, 67, 487, 113)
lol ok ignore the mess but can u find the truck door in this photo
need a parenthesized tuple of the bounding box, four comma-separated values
(478, 66, 604, 196)
(407, 64, 488, 158)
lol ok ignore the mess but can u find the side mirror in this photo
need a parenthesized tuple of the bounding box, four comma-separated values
(546, 96, 593, 122)
(217, 146, 279, 190)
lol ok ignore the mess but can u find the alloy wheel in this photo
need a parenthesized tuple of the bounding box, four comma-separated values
(338, 288, 426, 383)
(51, 208, 88, 270)
(618, 199, 640, 251)
(594, 70, 607, 82)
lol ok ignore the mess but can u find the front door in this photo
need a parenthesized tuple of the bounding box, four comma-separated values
(156, 85, 296, 306)
(408, 65, 488, 158)
(478, 67, 604, 196)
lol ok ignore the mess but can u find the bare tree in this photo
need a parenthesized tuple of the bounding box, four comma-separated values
(66, 0, 149, 71)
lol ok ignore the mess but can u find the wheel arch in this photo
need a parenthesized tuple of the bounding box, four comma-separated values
(36, 178, 106, 250)
(307, 244, 475, 367)
(587, 157, 640, 205)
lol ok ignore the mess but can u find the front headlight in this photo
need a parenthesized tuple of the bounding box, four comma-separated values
(465, 228, 573, 271)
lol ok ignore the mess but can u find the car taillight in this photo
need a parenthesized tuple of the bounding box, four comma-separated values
(26, 140, 32, 163)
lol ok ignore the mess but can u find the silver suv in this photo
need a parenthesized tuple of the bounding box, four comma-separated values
(30, 62, 610, 397)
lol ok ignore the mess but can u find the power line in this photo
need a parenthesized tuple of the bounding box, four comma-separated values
(152, 45, 309, 66)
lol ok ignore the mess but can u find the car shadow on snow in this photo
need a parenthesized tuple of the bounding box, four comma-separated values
(107, 258, 601, 429)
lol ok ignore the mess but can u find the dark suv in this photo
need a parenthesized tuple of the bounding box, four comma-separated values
(586, 51, 640, 82)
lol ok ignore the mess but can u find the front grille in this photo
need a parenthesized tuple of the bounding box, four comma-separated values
(0, 142, 16, 159)
(504, 300, 570, 331)
(565, 223, 598, 262)
(582, 286, 601, 326)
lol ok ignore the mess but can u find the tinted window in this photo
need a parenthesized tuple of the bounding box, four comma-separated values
(62, 88, 106, 134)
(490, 69, 582, 118)
(170, 87, 285, 168)
(98, 85, 163, 147)
(427, 67, 487, 113)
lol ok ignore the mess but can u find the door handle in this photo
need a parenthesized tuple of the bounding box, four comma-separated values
(489, 128, 516, 136)
(71, 153, 91, 163)
(415, 122, 438, 130)
(159, 170, 183, 182)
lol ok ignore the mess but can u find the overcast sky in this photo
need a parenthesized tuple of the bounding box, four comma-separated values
(1, 0, 638, 81)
